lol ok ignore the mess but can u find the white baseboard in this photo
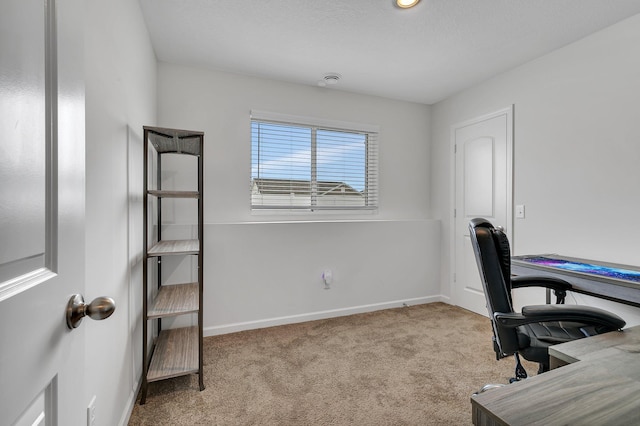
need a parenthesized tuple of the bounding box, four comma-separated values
(119, 379, 140, 426)
(204, 295, 447, 337)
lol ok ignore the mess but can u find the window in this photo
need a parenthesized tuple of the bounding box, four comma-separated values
(251, 110, 378, 211)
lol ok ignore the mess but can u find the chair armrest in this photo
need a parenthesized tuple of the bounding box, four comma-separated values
(511, 276, 572, 292)
(494, 304, 626, 330)
(511, 276, 571, 303)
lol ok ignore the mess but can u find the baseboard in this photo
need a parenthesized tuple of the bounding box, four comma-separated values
(204, 295, 447, 337)
(439, 294, 451, 304)
(119, 378, 141, 426)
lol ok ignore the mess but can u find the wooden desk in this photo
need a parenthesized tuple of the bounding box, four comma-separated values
(471, 325, 640, 425)
(511, 254, 640, 308)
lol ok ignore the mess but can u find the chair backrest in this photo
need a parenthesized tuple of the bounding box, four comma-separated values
(468, 218, 520, 356)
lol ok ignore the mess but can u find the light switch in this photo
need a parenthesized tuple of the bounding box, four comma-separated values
(515, 204, 525, 219)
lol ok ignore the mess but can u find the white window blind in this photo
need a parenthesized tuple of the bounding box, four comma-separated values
(250, 110, 378, 211)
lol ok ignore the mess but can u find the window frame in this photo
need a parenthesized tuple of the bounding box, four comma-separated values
(250, 110, 379, 212)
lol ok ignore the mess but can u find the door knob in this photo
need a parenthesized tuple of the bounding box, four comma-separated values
(66, 294, 116, 329)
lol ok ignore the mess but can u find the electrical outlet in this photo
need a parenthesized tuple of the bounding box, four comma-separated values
(87, 396, 96, 426)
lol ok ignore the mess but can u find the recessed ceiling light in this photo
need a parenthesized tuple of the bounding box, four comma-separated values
(396, 0, 420, 9)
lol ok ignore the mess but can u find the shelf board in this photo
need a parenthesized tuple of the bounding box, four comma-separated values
(148, 283, 198, 319)
(147, 327, 199, 382)
(148, 239, 199, 256)
(148, 190, 199, 199)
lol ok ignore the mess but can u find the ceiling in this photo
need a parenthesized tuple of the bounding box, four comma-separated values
(138, 0, 640, 105)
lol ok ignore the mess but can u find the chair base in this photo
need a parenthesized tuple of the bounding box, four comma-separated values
(473, 383, 507, 395)
(510, 353, 528, 382)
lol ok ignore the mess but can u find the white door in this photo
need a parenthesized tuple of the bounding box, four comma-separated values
(0, 0, 87, 424)
(452, 107, 513, 316)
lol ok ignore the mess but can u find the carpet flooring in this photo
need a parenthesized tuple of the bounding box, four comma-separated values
(129, 302, 536, 425)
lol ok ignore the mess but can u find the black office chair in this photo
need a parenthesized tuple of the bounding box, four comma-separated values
(468, 218, 626, 380)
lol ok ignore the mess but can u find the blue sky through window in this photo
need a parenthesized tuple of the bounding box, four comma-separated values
(251, 122, 366, 192)
(317, 129, 365, 191)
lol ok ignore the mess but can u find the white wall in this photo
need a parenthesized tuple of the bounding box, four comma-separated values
(431, 14, 640, 324)
(157, 64, 441, 333)
(84, 0, 156, 424)
(204, 220, 441, 334)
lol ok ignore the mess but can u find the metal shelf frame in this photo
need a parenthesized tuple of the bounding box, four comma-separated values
(141, 126, 205, 404)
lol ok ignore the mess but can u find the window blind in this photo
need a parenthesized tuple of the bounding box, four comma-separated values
(250, 111, 378, 211)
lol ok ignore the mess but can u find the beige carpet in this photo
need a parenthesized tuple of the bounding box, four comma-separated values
(129, 302, 536, 425)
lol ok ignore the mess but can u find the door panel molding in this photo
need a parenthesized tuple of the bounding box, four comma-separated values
(0, 0, 57, 298)
(464, 136, 495, 217)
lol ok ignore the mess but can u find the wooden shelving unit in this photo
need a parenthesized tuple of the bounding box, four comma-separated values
(140, 126, 205, 404)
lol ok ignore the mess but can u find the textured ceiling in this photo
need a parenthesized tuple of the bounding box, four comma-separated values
(139, 0, 640, 105)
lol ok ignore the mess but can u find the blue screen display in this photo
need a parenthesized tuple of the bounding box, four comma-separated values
(523, 257, 640, 283)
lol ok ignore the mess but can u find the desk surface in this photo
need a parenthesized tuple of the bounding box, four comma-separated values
(471, 325, 640, 426)
(512, 254, 640, 307)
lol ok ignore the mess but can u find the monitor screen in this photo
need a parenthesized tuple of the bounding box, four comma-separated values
(522, 256, 640, 283)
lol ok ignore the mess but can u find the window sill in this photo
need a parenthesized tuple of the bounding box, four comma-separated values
(249, 208, 378, 223)
(251, 208, 377, 215)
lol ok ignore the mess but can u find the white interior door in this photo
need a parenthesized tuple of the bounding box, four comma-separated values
(0, 0, 87, 424)
(452, 107, 513, 316)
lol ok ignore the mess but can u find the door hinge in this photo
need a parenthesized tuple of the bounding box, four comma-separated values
(454, 144, 457, 154)
(454, 208, 456, 218)
(453, 273, 457, 282)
